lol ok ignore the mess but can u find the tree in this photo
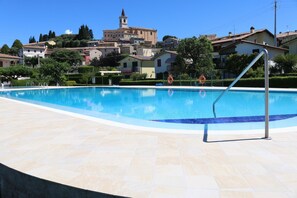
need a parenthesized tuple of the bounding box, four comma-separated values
(90, 57, 100, 67)
(29, 36, 36, 43)
(11, 39, 23, 49)
(95, 52, 127, 67)
(50, 49, 82, 66)
(39, 58, 70, 85)
(177, 36, 214, 76)
(42, 34, 49, 41)
(48, 30, 56, 39)
(273, 54, 297, 74)
(9, 39, 23, 56)
(39, 34, 43, 42)
(49, 30, 53, 38)
(77, 25, 93, 40)
(225, 53, 264, 77)
(171, 54, 186, 74)
(162, 35, 177, 41)
(24, 57, 39, 68)
(1, 44, 10, 54)
(0, 65, 33, 80)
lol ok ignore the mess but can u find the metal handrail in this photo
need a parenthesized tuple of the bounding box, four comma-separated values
(212, 49, 270, 138)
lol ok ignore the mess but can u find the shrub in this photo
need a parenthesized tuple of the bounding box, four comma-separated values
(65, 74, 82, 83)
(273, 54, 297, 74)
(178, 73, 190, 80)
(130, 73, 147, 81)
(11, 79, 31, 86)
(111, 75, 123, 85)
(65, 80, 77, 86)
(78, 66, 94, 73)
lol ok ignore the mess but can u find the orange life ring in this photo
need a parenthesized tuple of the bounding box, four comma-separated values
(167, 75, 174, 85)
(198, 74, 206, 85)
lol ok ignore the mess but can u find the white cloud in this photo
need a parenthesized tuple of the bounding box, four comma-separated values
(65, 29, 73, 34)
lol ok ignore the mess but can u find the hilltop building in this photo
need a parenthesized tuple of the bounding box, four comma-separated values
(103, 9, 157, 46)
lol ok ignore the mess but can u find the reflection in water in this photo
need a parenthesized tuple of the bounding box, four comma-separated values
(0, 88, 296, 121)
(168, 89, 174, 97)
(199, 89, 206, 98)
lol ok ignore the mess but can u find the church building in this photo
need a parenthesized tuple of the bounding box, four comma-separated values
(103, 9, 157, 46)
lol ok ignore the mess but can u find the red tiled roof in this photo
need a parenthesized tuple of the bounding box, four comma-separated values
(129, 27, 157, 31)
(219, 40, 288, 53)
(23, 45, 46, 50)
(0, 53, 21, 60)
(153, 50, 178, 60)
(211, 29, 268, 45)
(277, 31, 297, 38)
(130, 55, 152, 61)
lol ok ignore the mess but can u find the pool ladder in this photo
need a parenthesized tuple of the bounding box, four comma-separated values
(212, 49, 270, 139)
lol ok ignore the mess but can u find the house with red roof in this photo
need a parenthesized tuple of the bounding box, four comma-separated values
(209, 27, 288, 67)
(277, 31, 297, 55)
(0, 53, 21, 67)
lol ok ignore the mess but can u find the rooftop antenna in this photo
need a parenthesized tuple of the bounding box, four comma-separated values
(274, 0, 277, 46)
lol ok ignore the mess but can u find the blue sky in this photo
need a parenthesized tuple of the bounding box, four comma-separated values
(0, 0, 296, 47)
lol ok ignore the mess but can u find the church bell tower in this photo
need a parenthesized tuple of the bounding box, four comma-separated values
(119, 9, 128, 28)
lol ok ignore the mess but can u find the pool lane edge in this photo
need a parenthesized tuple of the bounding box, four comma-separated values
(1, 96, 296, 136)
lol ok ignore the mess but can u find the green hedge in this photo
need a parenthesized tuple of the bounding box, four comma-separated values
(11, 79, 32, 86)
(270, 73, 297, 77)
(120, 77, 297, 88)
(65, 80, 77, 86)
(65, 74, 82, 83)
(61, 75, 297, 88)
(78, 66, 94, 73)
(95, 75, 123, 85)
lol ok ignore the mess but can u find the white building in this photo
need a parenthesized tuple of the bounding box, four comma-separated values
(153, 51, 177, 74)
(19, 45, 47, 64)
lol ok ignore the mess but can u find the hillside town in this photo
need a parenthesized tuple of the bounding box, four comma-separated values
(0, 9, 297, 84)
(2, 3, 297, 198)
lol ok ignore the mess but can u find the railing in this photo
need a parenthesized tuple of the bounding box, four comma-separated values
(212, 49, 270, 139)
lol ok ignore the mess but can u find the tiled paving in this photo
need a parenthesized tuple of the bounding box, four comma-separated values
(1, 97, 297, 197)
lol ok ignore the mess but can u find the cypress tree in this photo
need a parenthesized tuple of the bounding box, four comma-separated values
(0, 44, 10, 54)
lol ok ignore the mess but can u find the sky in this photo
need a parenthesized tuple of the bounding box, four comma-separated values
(0, 0, 296, 47)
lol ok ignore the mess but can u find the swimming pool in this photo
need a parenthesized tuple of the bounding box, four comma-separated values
(0, 87, 297, 132)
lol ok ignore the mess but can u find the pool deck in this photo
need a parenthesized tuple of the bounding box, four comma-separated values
(1, 97, 297, 197)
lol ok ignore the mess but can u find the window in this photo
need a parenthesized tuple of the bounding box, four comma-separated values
(252, 49, 260, 54)
(123, 63, 127, 68)
(141, 31, 143, 34)
(132, 61, 138, 72)
(132, 61, 138, 67)
(157, 59, 161, 67)
(150, 32, 153, 35)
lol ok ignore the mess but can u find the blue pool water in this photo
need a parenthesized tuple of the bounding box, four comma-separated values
(0, 87, 297, 131)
